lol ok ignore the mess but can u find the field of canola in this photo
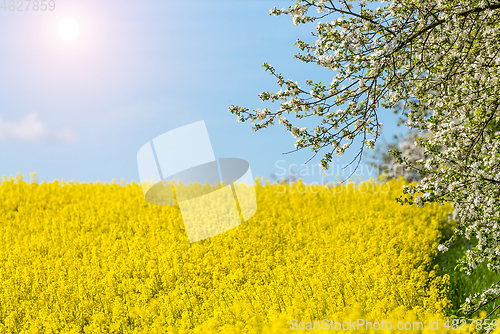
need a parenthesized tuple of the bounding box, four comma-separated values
(0, 175, 494, 333)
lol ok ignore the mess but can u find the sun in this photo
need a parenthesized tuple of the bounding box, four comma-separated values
(58, 18, 80, 40)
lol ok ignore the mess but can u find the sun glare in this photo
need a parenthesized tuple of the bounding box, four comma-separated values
(58, 19, 80, 40)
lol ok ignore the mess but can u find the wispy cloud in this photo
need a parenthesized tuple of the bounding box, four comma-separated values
(0, 113, 78, 144)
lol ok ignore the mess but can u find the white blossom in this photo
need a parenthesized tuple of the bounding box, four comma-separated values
(229, 0, 500, 315)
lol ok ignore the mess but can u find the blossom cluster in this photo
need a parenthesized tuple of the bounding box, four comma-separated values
(368, 130, 431, 183)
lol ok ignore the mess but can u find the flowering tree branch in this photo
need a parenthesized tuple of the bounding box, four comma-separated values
(229, 0, 500, 320)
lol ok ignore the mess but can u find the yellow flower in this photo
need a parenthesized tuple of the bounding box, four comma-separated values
(0, 176, 487, 333)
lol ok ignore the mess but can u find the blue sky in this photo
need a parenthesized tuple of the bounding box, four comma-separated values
(0, 0, 407, 184)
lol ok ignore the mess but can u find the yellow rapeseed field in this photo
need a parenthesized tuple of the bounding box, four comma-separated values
(0, 174, 494, 333)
